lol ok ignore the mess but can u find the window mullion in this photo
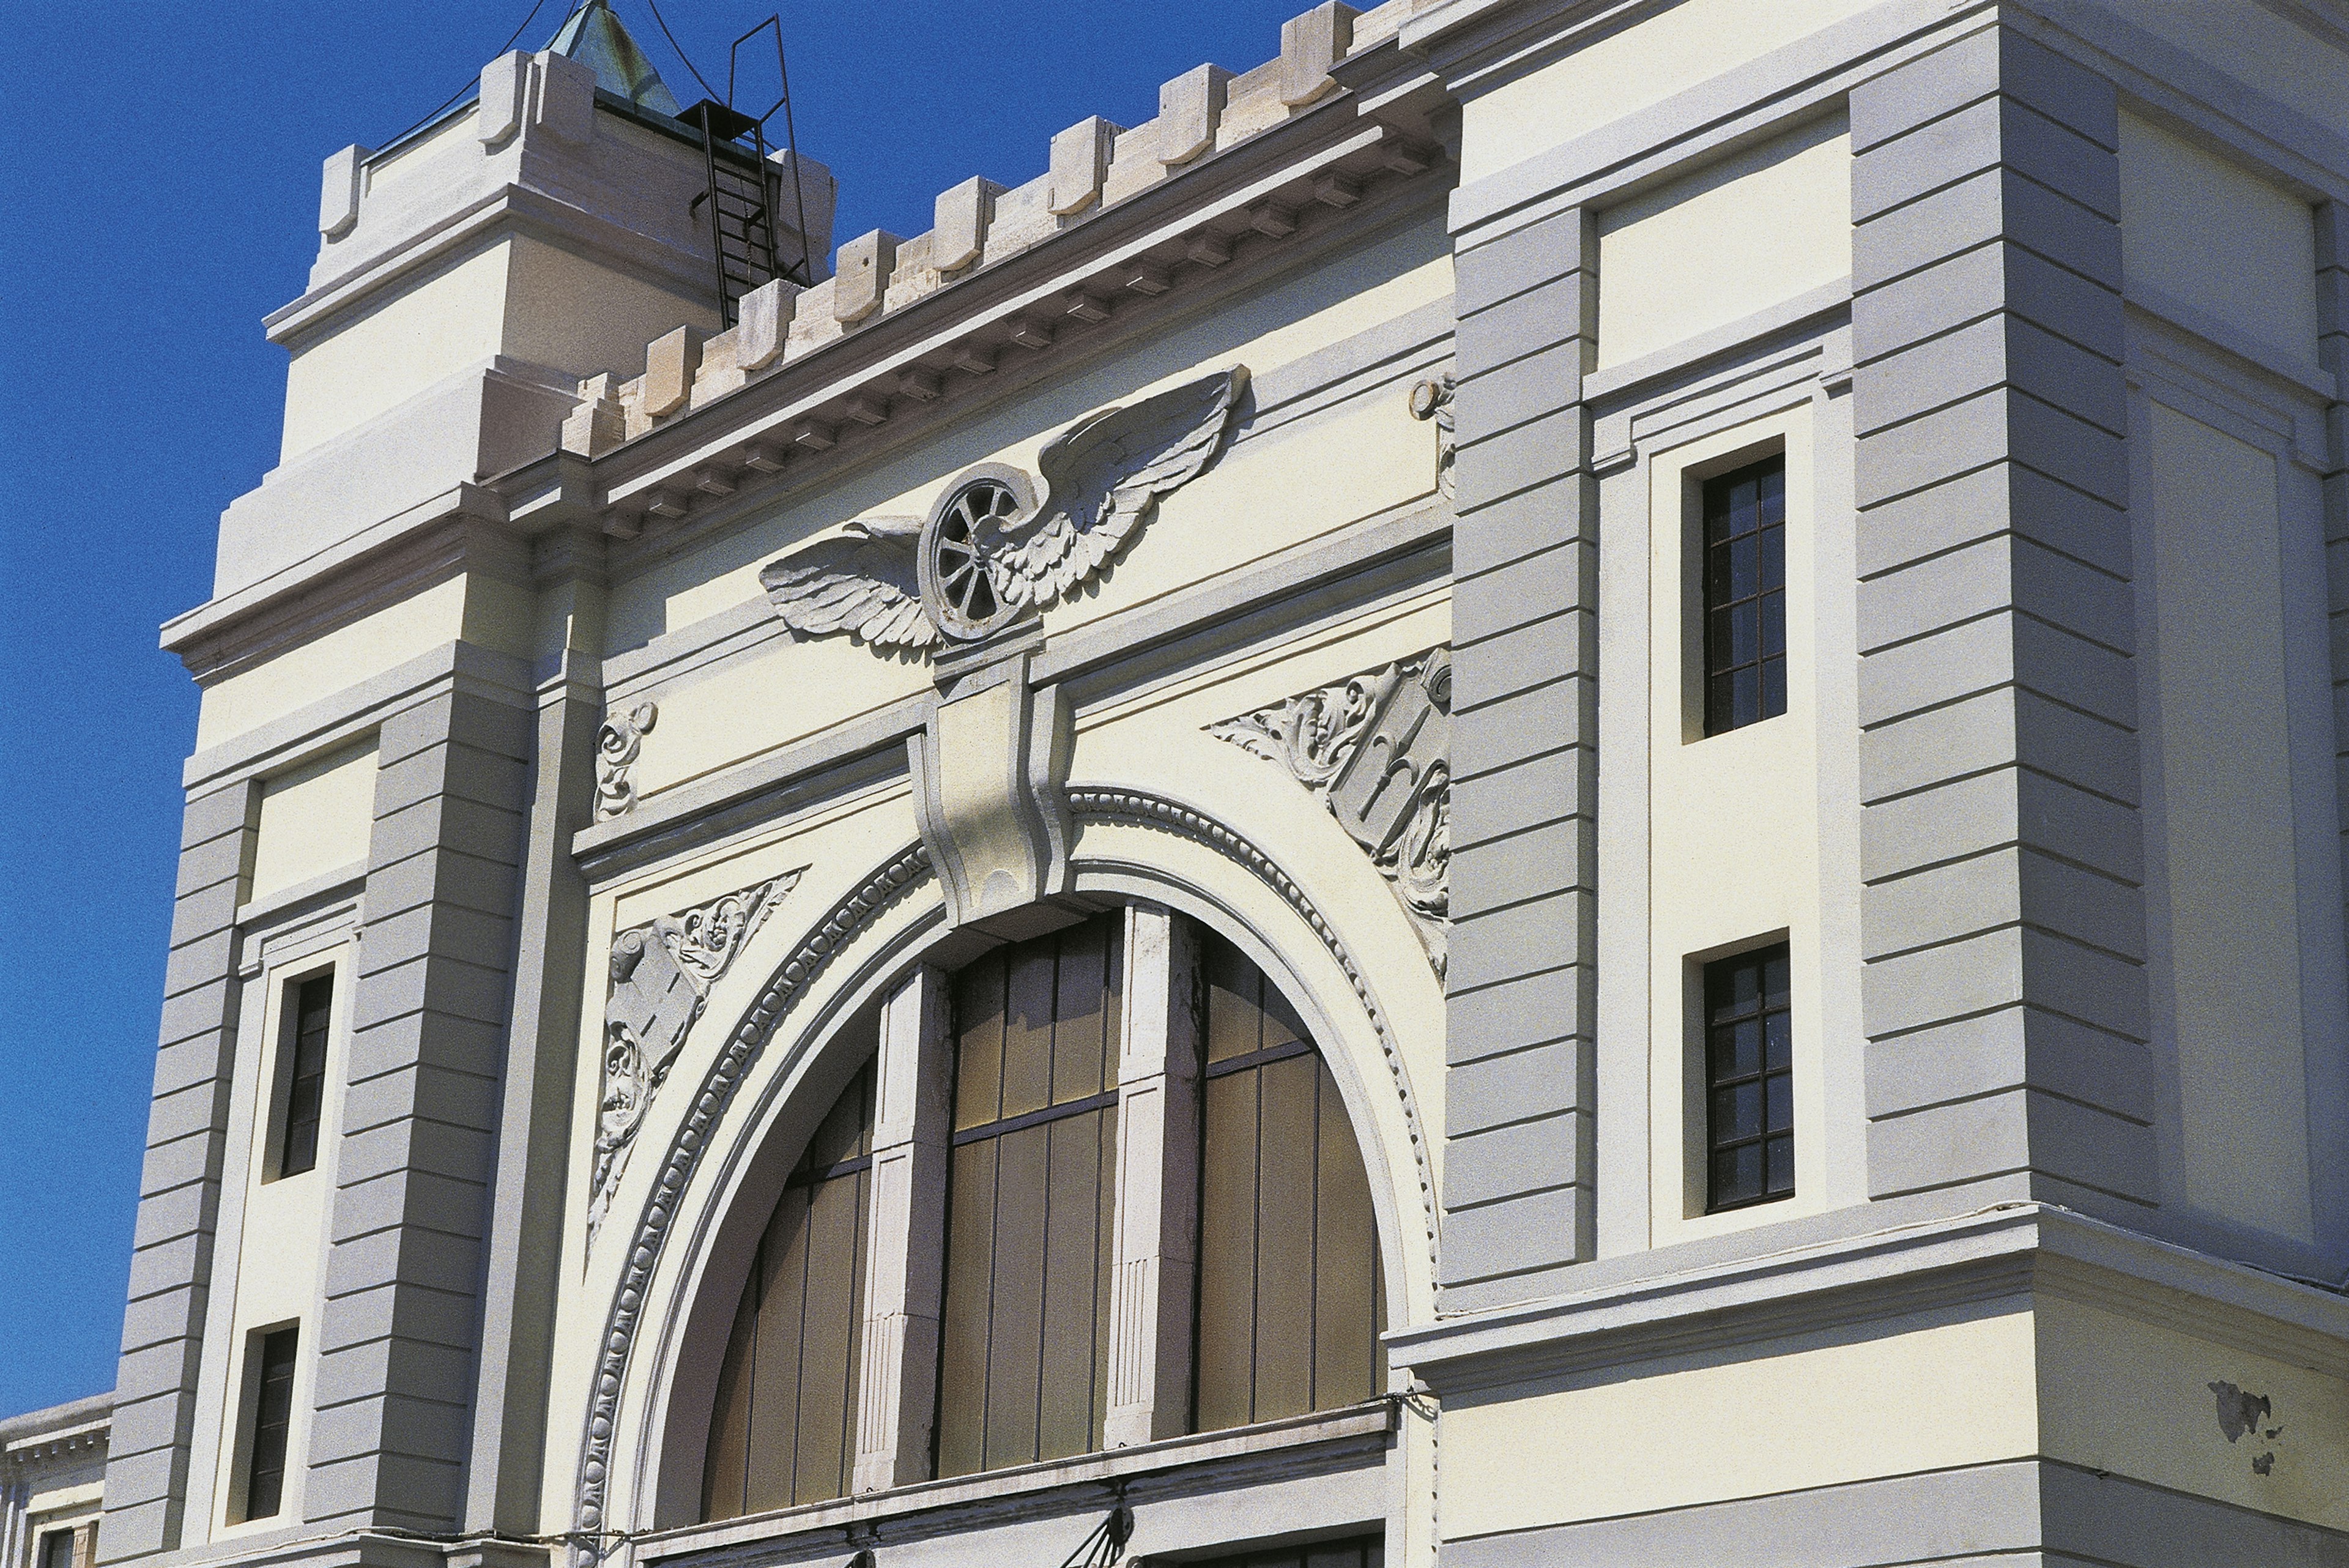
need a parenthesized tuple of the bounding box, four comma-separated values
(1104, 904, 1202, 1447)
(850, 964, 953, 1490)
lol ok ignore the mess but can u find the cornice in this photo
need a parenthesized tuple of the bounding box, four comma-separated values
(562, 113, 1452, 544)
(264, 182, 714, 349)
(1387, 1203, 2349, 1393)
(163, 510, 525, 685)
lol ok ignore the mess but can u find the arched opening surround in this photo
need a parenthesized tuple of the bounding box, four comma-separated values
(607, 831, 1439, 1542)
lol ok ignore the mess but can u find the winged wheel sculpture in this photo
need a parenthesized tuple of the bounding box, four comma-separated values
(760, 366, 1248, 650)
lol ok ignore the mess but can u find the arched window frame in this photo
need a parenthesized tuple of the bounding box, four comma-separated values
(692, 901, 1394, 1517)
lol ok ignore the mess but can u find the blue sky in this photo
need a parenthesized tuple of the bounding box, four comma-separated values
(0, 0, 1321, 1422)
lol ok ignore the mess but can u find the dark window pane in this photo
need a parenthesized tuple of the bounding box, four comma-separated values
(1734, 667, 1760, 729)
(1712, 1145, 1762, 1208)
(39, 1535, 72, 1568)
(243, 1326, 299, 1520)
(1729, 478, 1759, 537)
(1703, 943, 1796, 1214)
(275, 974, 333, 1180)
(1700, 455, 1789, 738)
(1713, 1082, 1762, 1144)
(1730, 536, 1759, 600)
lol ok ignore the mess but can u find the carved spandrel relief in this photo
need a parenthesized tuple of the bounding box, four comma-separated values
(759, 366, 1247, 655)
(1209, 650, 1452, 976)
(588, 870, 802, 1243)
(596, 701, 657, 819)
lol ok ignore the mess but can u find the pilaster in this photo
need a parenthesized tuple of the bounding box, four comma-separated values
(851, 968, 953, 1493)
(1103, 907, 1202, 1448)
(464, 536, 608, 1533)
(1848, 25, 2155, 1211)
(100, 782, 258, 1562)
(1440, 201, 1598, 1309)
(305, 662, 532, 1530)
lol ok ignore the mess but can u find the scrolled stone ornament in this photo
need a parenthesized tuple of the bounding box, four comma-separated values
(595, 702, 658, 819)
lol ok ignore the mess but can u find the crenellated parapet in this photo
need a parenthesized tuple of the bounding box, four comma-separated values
(560, 0, 1428, 477)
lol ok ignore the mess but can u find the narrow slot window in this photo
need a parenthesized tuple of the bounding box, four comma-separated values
(273, 975, 333, 1180)
(1703, 944, 1794, 1212)
(1701, 456, 1787, 736)
(242, 1326, 300, 1520)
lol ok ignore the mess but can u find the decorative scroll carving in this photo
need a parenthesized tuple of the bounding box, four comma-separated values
(573, 844, 933, 1562)
(1209, 650, 1451, 976)
(595, 702, 658, 819)
(1409, 372, 1455, 502)
(587, 872, 801, 1243)
(759, 367, 1247, 653)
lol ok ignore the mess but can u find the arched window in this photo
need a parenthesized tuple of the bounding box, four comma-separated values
(1196, 933, 1386, 1429)
(700, 908, 1385, 1520)
(701, 1065, 873, 1517)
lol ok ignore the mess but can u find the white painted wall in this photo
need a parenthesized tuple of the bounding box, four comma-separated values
(248, 740, 378, 905)
(1597, 117, 1851, 371)
(2120, 110, 2320, 368)
(1455, 0, 1876, 184)
(1643, 407, 1831, 1247)
(2139, 398, 2325, 1246)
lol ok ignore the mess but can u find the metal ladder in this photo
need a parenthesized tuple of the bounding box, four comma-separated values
(684, 17, 815, 326)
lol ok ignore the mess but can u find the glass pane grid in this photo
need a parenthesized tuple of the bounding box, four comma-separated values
(937, 915, 1124, 1479)
(702, 1064, 876, 1518)
(1193, 934, 1386, 1436)
(1703, 944, 1794, 1214)
(1701, 457, 1787, 737)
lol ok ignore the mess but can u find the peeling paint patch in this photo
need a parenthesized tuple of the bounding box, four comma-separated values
(2209, 1380, 2271, 1442)
(2208, 1380, 2282, 1477)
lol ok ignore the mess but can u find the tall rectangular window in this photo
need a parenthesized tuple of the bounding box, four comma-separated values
(242, 1326, 300, 1520)
(1704, 944, 1794, 1212)
(38, 1531, 75, 1568)
(935, 916, 1122, 1478)
(1702, 456, 1787, 735)
(273, 975, 333, 1180)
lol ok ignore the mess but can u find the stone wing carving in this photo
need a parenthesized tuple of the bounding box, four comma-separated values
(1209, 650, 1451, 976)
(996, 365, 1249, 609)
(588, 871, 802, 1243)
(755, 367, 1245, 652)
(759, 516, 938, 650)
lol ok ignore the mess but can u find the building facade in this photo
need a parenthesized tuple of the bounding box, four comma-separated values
(69, 0, 2349, 1564)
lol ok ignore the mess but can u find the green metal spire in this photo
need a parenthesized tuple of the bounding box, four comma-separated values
(547, 0, 683, 117)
